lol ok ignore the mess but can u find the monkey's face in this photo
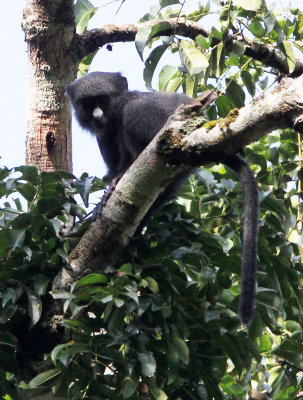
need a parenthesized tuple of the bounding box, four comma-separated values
(75, 94, 110, 132)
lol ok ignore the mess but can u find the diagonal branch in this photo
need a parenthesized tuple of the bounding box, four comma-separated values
(159, 75, 303, 165)
(54, 74, 303, 289)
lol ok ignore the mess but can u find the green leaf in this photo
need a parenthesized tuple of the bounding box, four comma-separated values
(241, 70, 255, 96)
(74, 176, 94, 207)
(217, 335, 244, 375)
(158, 65, 181, 91)
(0, 167, 11, 181)
(78, 50, 98, 77)
(56, 170, 77, 179)
(138, 353, 156, 376)
(63, 319, 92, 334)
(15, 166, 40, 185)
(281, 40, 296, 74)
(166, 77, 183, 92)
(144, 45, 168, 90)
(56, 248, 69, 262)
(227, 52, 239, 66)
(183, 73, 196, 97)
(58, 343, 90, 366)
(34, 275, 50, 296)
(211, 27, 223, 40)
(108, 307, 125, 336)
(146, 277, 159, 293)
(226, 79, 245, 108)
(28, 369, 61, 388)
(15, 182, 37, 202)
(261, 333, 272, 352)
(264, 13, 275, 35)
(11, 213, 32, 230)
(216, 95, 233, 117)
(74, 0, 97, 33)
(195, 34, 210, 50)
(119, 263, 133, 274)
(166, 346, 179, 385)
(0, 229, 9, 258)
(249, 20, 265, 37)
(9, 229, 25, 250)
(36, 197, 61, 214)
(272, 336, 303, 367)
(26, 289, 42, 327)
(40, 171, 68, 184)
(231, 40, 245, 55)
(171, 337, 189, 364)
(51, 342, 73, 365)
(51, 290, 76, 300)
(135, 26, 153, 60)
(285, 321, 302, 333)
(160, 0, 179, 7)
(233, 0, 262, 10)
(0, 331, 17, 348)
(76, 273, 107, 287)
(125, 291, 139, 305)
(135, 22, 171, 60)
(149, 387, 168, 400)
(179, 40, 209, 76)
(0, 304, 17, 324)
(209, 41, 224, 78)
(122, 377, 138, 398)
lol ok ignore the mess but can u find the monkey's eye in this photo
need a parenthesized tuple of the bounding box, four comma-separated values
(81, 97, 97, 113)
(96, 94, 110, 109)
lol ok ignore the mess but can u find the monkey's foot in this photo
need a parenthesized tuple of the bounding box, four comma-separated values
(92, 175, 122, 218)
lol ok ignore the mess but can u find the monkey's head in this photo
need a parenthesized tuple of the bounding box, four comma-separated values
(66, 72, 128, 132)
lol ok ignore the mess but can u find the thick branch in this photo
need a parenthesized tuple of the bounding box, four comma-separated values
(54, 75, 303, 289)
(76, 18, 303, 76)
(162, 75, 303, 165)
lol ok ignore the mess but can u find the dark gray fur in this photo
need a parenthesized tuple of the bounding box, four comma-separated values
(66, 71, 259, 325)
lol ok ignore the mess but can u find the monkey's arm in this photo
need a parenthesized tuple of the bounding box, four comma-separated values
(121, 92, 193, 159)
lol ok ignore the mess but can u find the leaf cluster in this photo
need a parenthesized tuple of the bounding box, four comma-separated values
(3, 0, 303, 398)
(2, 125, 303, 399)
(0, 166, 103, 398)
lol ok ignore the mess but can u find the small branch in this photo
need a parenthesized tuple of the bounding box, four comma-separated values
(76, 17, 207, 58)
(242, 40, 303, 77)
(75, 18, 303, 76)
(53, 75, 303, 289)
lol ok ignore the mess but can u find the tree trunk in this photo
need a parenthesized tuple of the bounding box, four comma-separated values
(22, 0, 78, 172)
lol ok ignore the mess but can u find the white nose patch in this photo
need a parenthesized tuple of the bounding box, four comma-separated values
(93, 107, 103, 120)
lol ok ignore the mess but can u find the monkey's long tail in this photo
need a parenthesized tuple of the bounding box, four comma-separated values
(224, 154, 259, 325)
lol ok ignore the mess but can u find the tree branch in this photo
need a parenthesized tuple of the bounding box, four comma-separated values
(75, 17, 303, 76)
(160, 75, 303, 165)
(53, 74, 303, 289)
(76, 18, 208, 58)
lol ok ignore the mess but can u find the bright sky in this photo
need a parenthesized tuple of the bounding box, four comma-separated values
(0, 0, 302, 178)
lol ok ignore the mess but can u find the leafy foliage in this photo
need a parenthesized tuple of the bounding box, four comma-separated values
(2, 0, 303, 399)
(2, 128, 303, 399)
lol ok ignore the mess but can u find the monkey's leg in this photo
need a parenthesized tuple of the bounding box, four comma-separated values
(224, 155, 259, 325)
(92, 175, 123, 218)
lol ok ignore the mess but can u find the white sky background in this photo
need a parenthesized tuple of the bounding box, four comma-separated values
(0, 0, 302, 178)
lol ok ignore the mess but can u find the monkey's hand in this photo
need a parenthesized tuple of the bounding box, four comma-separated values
(183, 90, 217, 115)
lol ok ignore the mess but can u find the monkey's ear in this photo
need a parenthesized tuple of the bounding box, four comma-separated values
(116, 72, 128, 91)
(121, 76, 128, 91)
(65, 83, 74, 100)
